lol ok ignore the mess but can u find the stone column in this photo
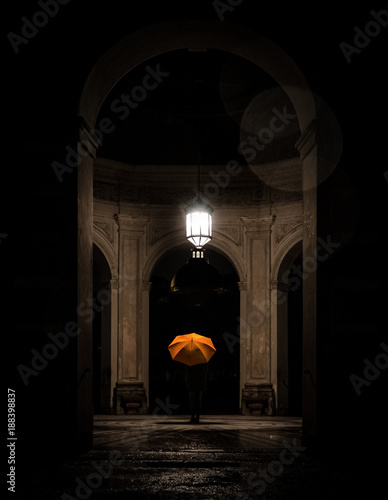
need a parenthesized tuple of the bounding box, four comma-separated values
(240, 216, 276, 416)
(296, 121, 317, 440)
(113, 215, 148, 414)
(78, 121, 101, 447)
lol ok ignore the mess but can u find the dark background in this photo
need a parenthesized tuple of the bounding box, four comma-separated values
(3, 0, 387, 483)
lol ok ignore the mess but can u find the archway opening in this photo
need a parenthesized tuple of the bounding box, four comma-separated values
(92, 244, 112, 414)
(276, 240, 303, 416)
(287, 252, 303, 416)
(149, 244, 240, 415)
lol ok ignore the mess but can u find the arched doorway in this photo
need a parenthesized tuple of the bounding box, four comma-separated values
(149, 245, 240, 414)
(92, 244, 112, 414)
(274, 237, 306, 416)
(275, 239, 303, 416)
(287, 252, 303, 415)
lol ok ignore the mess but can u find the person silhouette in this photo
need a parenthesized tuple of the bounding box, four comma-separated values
(185, 362, 208, 424)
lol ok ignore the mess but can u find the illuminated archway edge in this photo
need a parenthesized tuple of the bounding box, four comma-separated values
(143, 230, 246, 285)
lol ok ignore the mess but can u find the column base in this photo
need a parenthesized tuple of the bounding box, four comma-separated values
(114, 382, 148, 415)
(241, 383, 275, 416)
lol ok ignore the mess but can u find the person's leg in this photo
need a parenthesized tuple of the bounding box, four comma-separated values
(189, 391, 196, 423)
(195, 391, 203, 423)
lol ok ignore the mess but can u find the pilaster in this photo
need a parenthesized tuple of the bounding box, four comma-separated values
(113, 214, 149, 414)
(240, 216, 276, 414)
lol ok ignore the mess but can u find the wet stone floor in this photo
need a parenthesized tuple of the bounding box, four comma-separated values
(16, 415, 381, 499)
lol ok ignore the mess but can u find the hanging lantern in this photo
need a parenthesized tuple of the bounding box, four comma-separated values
(185, 199, 213, 249)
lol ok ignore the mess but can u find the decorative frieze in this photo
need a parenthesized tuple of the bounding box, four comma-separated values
(94, 181, 269, 207)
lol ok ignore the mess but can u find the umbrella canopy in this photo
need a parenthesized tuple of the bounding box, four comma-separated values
(168, 333, 216, 366)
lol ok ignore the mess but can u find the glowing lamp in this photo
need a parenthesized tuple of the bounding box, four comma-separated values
(185, 200, 213, 249)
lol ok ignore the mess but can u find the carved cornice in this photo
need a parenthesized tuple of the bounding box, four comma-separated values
(241, 215, 277, 233)
(93, 181, 269, 207)
(114, 214, 149, 231)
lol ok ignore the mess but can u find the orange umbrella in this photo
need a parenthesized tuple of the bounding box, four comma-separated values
(168, 333, 216, 366)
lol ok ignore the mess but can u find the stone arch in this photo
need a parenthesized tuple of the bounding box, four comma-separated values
(78, 20, 315, 134)
(143, 230, 246, 285)
(272, 225, 303, 283)
(78, 19, 318, 425)
(93, 226, 116, 279)
(146, 234, 242, 414)
(92, 231, 119, 413)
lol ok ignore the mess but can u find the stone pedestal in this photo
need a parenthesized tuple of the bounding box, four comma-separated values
(114, 382, 147, 415)
(241, 383, 275, 416)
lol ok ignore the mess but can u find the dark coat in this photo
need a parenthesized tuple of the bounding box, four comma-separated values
(185, 363, 208, 392)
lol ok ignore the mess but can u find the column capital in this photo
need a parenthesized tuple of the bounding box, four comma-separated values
(295, 120, 317, 160)
(238, 281, 247, 291)
(271, 280, 290, 292)
(114, 214, 149, 232)
(79, 119, 102, 159)
(110, 278, 119, 290)
(142, 281, 152, 292)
